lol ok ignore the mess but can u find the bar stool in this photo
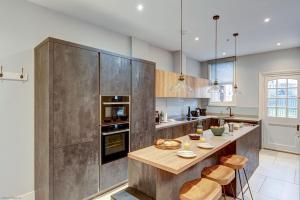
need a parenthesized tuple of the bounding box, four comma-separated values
(202, 165, 236, 200)
(179, 178, 222, 200)
(220, 155, 253, 200)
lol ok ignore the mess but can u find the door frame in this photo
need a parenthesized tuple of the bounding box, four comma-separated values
(259, 69, 300, 150)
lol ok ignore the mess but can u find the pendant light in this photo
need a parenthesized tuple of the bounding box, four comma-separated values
(170, 0, 192, 94)
(208, 15, 221, 93)
(233, 32, 242, 95)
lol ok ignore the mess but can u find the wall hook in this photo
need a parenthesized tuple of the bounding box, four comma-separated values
(0, 66, 3, 78)
(20, 67, 24, 79)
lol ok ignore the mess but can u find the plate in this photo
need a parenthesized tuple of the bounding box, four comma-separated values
(197, 143, 215, 149)
(177, 150, 197, 158)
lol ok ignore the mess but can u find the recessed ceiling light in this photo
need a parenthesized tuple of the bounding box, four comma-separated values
(137, 4, 144, 11)
(194, 37, 199, 41)
(276, 42, 281, 46)
(264, 18, 271, 23)
(222, 52, 226, 56)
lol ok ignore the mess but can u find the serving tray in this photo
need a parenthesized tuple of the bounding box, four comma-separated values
(155, 139, 182, 150)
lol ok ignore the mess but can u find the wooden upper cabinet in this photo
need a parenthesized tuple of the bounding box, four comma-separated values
(155, 69, 166, 97)
(100, 53, 131, 95)
(155, 69, 209, 98)
(53, 43, 99, 147)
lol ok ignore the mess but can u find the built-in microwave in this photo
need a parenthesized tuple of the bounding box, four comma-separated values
(101, 96, 130, 126)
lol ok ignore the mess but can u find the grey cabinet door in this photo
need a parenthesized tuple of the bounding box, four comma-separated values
(53, 138, 99, 200)
(99, 157, 128, 192)
(100, 53, 131, 95)
(130, 61, 155, 151)
(53, 43, 99, 147)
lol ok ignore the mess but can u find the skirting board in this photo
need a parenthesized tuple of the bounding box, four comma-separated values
(1, 191, 35, 200)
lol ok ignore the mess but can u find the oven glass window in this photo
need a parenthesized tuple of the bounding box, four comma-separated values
(104, 133, 126, 156)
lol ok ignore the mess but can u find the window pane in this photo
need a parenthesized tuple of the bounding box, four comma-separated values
(267, 99, 276, 107)
(278, 79, 287, 88)
(268, 80, 277, 88)
(268, 108, 276, 117)
(277, 108, 286, 117)
(288, 98, 297, 108)
(268, 89, 276, 98)
(211, 93, 220, 102)
(277, 88, 287, 97)
(288, 79, 297, 88)
(223, 84, 233, 102)
(276, 98, 286, 107)
(287, 108, 297, 118)
(288, 88, 297, 98)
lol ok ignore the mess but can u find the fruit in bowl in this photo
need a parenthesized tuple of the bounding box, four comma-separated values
(210, 126, 225, 136)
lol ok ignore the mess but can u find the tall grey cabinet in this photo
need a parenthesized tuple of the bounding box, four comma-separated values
(35, 38, 155, 200)
(131, 60, 155, 151)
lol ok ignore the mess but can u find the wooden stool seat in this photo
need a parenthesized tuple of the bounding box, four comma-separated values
(180, 178, 222, 200)
(220, 154, 248, 170)
(201, 165, 235, 185)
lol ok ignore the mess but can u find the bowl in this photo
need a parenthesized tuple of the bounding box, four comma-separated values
(189, 134, 200, 140)
(210, 126, 225, 136)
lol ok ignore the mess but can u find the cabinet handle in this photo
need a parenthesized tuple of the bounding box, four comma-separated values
(297, 125, 299, 132)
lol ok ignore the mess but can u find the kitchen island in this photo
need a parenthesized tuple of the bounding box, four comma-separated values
(128, 124, 261, 200)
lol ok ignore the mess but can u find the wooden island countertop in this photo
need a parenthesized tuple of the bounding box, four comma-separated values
(128, 125, 259, 174)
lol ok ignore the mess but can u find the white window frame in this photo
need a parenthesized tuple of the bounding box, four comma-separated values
(208, 61, 237, 107)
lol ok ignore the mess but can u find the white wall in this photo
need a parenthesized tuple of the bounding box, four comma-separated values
(131, 37, 174, 71)
(205, 47, 300, 115)
(0, 0, 177, 199)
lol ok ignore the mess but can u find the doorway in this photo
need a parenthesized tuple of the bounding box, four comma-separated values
(261, 72, 300, 154)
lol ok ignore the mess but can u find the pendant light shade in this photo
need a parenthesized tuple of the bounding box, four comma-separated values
(233, 33, 242, 95)
(208, 15, 221, 93)
(170, 0, 192, 94)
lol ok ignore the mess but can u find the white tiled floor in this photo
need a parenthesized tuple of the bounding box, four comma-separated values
(95, 149, 300, 200)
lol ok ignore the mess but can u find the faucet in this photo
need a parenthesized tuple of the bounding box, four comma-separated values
(226, 106, 234, 117)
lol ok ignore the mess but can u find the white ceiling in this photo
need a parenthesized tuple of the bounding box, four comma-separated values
(27, 0, 300, 61)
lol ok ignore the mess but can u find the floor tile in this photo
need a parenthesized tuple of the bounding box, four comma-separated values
(239, 190, 279, 200)
(255, 164, 296, 183)
(94, 184, 128, 200)
(259, 177, 300, 200)
(248, 172, 266, 192)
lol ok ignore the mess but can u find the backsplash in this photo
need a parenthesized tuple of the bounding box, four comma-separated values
(156, 98, 202, 118)
(156, 97, 259, 118)
(207, 106, 259, 116)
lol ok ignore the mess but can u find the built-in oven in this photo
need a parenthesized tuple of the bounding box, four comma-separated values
(100, 96, 130, 165)
(101, 123, 129, 164)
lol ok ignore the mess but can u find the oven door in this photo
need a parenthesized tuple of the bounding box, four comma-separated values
(101, 130, 129, 165)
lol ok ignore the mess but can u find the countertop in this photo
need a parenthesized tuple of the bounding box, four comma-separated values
(128, 125, 260, 174)
(155, 115, 261, 130)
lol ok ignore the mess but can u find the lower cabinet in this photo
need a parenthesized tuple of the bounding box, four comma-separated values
(53, 139, 99, 200)
(99, 158, 128, 192)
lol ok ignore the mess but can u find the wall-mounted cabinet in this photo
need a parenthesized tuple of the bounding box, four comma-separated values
(155, 69, 210, 98)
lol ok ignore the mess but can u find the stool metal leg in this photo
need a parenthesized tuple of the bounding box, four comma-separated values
(243, 168, 254, 200)
(222, 186, 226, 200)
(230, 182, 236, 200)
(237, 170, 244, 200)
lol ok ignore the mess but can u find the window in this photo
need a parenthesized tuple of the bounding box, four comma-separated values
(209, 61, 235, 106)
(267, 78, 298, 118)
